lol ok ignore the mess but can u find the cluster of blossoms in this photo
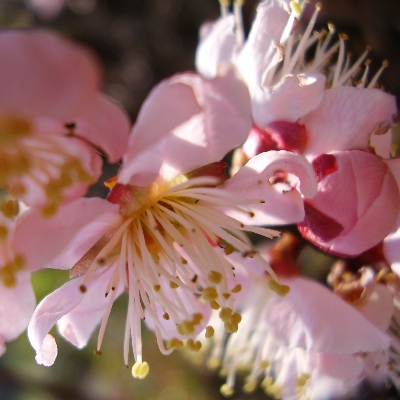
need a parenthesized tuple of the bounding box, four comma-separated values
(1, 0, 400, 399)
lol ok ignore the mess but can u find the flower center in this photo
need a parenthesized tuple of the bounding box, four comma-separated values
(0, 114, 95, 216)
(75, 174, 285, 375)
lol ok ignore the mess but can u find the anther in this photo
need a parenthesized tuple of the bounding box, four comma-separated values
(187, 338, 202, 352)
(79, 284, 87, 293)
(268, 279, 290, 296)
(131, 361, 150, 379)
(289, 1, 302, 18)
(210, 300, 220, 310)
(2, 199, 19, 218)
(220, 383, 235, 397)
(154, 284, 161, 292)
(224, 244, 235, 255)
(208, 270, 223, 284)
(315, 2, 323, 10)
(97, 257, 106, 266)
(231, 284, 242, 293)
(163, 312, 170, 320)
(205, 326, 214, 339)
(169, 280, 179, 289)
(243, 380, 257, 394)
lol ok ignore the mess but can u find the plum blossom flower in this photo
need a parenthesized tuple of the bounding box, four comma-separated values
(19, 64, 317, 376)
(0, 30, 130, 215)
(200, 0, 399, 256)
(196, 0, 328, 225)
(198, 254, 391, 399)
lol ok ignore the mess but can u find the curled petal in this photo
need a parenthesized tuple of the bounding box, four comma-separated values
(299, 151, 400, 256)
(57, 267, 123, 349)
(300, 87, 397, 157)
(222, 151, 317, 225)
(119, 64, 251, 186)
(28, 269, 108, 365)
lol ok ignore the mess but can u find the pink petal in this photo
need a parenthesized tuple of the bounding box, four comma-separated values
(317, 353, 363, 380)
(13, 198, 120, 271)
(73, 94, 131, 163)
(195, 15, 237, 78)
(264, 277, 390, 353)
(383, 217, 400, 273)
(0, 272, 35, 350)
(252, 74, 326, 127)
(119, 64, 251, 186)
(57, 267, 123, 348)
(299, 151, 400, 256)
(222, 151, 317, 225)
(300, 87, 397, 157)
(235, 0, 290, 93)
(0, 30, 101, 120)
(28, 269, 108, 365)
(35, 334, 57, 366)
(356, 283, 393, 331)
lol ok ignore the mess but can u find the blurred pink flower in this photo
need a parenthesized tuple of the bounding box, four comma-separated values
(202, 257, 391, 399)
(0, 30, 130, 214)
(20, 65, 317, 374)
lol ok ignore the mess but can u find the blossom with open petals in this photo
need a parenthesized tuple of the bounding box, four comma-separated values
(0, 30, 130, 214)
(201, 1, 399, 256)
(19, 64, 317, 375)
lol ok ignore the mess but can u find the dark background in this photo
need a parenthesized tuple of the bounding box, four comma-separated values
(0, 1, 400, 399)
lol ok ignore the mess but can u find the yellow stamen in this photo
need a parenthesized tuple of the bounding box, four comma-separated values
(131, 361, 150, 379)
(268, 279, 290, 296)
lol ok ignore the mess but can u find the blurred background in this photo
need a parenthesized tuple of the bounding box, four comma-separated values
(1, 0, 400, 399)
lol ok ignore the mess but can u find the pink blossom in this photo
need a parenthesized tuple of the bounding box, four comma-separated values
(0, 30, 130, 214)
(199, 257, 391, 399)
(22, 66, 317, 374)
(204, 1, 399, 256)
